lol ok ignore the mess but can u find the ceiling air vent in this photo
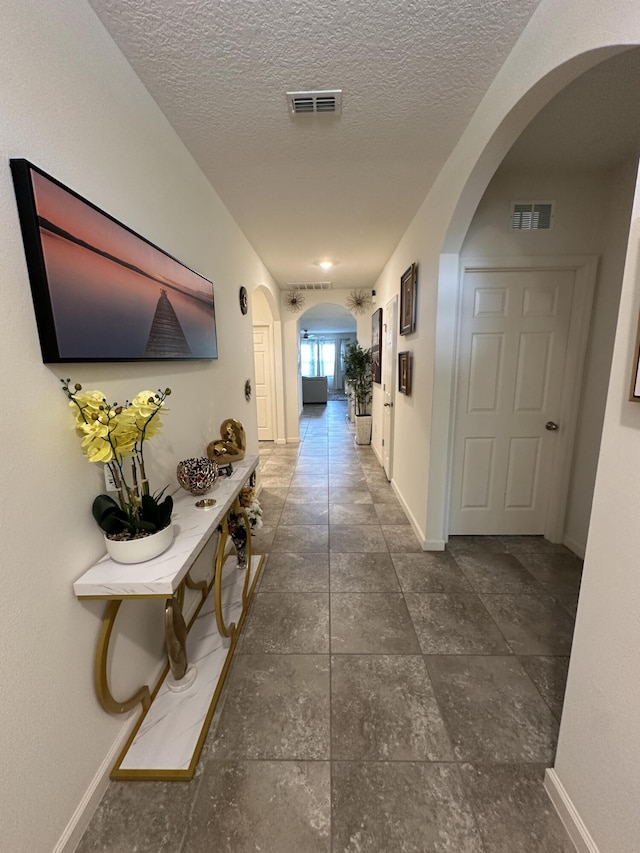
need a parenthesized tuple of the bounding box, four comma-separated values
(286, 281, 333, 291)
(511, 201, 555, 230)
(287, 90, 342, 116)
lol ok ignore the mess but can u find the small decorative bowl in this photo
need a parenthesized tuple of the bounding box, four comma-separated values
(176, 457, 219, 496)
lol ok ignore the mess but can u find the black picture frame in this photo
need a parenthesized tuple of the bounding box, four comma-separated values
(10, 159, 218, 363)
(398, 351, 412, 395)
(399, 262, 417, 335)
(630, 309, 640, 401)
(371, 307, 382, 384)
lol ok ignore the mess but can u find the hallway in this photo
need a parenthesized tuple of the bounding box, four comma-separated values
(78, 400, 581, 852)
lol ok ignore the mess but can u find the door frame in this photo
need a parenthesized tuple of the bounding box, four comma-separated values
(382, 296, 398, 479)
(446, 254, 598, 544)
(253, 322, 278, 442)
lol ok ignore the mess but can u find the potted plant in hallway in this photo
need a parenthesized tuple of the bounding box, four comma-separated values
(344, 341, 373, 445)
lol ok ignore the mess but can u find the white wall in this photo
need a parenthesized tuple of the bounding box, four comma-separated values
(0, 2, 275, 851)
(459, 164, 636, 556)
(553, 163, 640, 853)
(371, 0, 640, 848)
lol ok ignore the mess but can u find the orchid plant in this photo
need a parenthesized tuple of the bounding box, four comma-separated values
(61, 379, 173, 539)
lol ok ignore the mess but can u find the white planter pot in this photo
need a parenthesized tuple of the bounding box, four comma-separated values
(105, 522, 174, 564)
(355, 415, 372, 445)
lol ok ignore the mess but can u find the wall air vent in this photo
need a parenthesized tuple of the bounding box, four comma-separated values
(511, 201, 555, 230)
(285, 281, 332, 291)
(287, 90, 342, 116)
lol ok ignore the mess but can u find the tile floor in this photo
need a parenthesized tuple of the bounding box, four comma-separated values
(77, 401, 582, 852)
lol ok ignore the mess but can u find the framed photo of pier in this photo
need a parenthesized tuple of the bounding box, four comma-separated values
(10, 159, 217, 362)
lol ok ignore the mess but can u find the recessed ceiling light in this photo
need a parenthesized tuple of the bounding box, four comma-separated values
(319, 261, 333, 270)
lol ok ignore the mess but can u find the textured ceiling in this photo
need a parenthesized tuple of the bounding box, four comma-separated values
(88, 0, 543, 289)
(503, 48, 640, 171)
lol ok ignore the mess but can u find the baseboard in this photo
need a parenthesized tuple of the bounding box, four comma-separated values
(274, 438, 287, 446)
(390, 481, 429, 548)
(544, 769, 599, 853)
(53, 657, 166, 853)
(562, 535, 586, 560)
(285, 437, 301, 446)
(53, 715, 138, 853)
(423, 539, 446, 551)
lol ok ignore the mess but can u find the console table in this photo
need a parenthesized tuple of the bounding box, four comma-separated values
(73, 455, 264, 780)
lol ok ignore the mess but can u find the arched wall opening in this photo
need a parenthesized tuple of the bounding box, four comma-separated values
(425, 45, 640, 550)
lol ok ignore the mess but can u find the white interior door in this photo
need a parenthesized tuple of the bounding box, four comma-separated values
(449, 268, 577, 535)
(382, 297, 397, 479)
(253, 325, 275, 441)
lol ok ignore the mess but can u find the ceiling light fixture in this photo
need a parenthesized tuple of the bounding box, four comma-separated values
(319, 260, 333, 270)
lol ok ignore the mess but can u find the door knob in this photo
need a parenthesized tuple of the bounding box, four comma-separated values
(545, 421, 559, 431)
(384, 402, 393, 408)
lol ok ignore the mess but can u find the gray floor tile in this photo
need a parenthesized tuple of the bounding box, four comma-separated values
(75, 780, 195, 853)
(369, 485, 402, 504)
(447, 535, 508, 554)
(392, 552, 474, 592)
(500, 535, 570, 554)
(239, 592, 329, 653)
(271, 524, 329, 552)
(373, 502, 410, 524)
(330, 552, 400, 592)
(515, 552, 583, 597)
(519, 655, 570, 719)
(480, 593, 575, 655)
(454, 552, 543, 594)
(184, 761, 331, 853)
(249, 524, 276, 552)
(259, 552, 329, 592)
(405, 593, 512, 654)
(330, 473, 368, 488)
(330, 524, 388, 552)
(331, 655, 453, 760)
(290, 473, 329, 488)
(259, 474, 293, 488)
(426, 655, 559, 763)
(381, 523, 423, 552)
(332, 762, 485, 853)
(459, 763, 575, 853)
(287, 486, 329, 503)
(207, 654, 330, 760)
(555, 593, 579, 618)
(329, 486, 373, 504)
(329, 502, 378, 524)
(331, 593, 421, 654)
(280, 502, 329, 524)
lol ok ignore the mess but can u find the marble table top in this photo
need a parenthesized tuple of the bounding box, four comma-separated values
(73, 455, 258, 599)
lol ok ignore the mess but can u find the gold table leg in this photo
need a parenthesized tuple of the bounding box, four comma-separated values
(95, 600, 151, 715)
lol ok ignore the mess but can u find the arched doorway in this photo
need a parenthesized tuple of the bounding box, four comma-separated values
(426, 46, 640, 553)
(298, 303, 357, 404)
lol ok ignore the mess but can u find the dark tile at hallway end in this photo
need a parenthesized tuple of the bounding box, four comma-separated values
(239, 592, 329, 653)
(184, 760, 330, 853)
(206, 654, 330, 760)
(331, 593, 421, 654)
(480, 593, 575, 655)
(405, 593, 512, 655)
(331, 655, 453, 761)
(332, 762, 485, 853)
(426, 655, 559, 763)
(459, 763, 576, 853)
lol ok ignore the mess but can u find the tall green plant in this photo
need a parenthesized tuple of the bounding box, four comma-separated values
(343, 342, 373, 416)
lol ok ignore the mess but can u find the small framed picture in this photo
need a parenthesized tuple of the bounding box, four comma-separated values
(398, 351, 412, 395)
(399, 262, 417, 335)
(630, 310, 640, 401)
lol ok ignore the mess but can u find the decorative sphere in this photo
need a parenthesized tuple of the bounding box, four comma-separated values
(176, 457, 219, 496)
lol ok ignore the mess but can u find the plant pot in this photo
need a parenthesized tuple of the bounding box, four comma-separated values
(355, 414, 372, 445)
(105, 522, 174, 564)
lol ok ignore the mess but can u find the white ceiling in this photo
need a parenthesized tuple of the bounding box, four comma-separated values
(299, 303, 357, 336)
(503, 48, 640, 171)
(88, 0, 544, 290)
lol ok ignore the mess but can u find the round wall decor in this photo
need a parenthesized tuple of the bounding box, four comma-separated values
(239, 286, 248, 315)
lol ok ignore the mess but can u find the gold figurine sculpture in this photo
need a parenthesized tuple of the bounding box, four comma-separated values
(207, 418, 246, 466)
